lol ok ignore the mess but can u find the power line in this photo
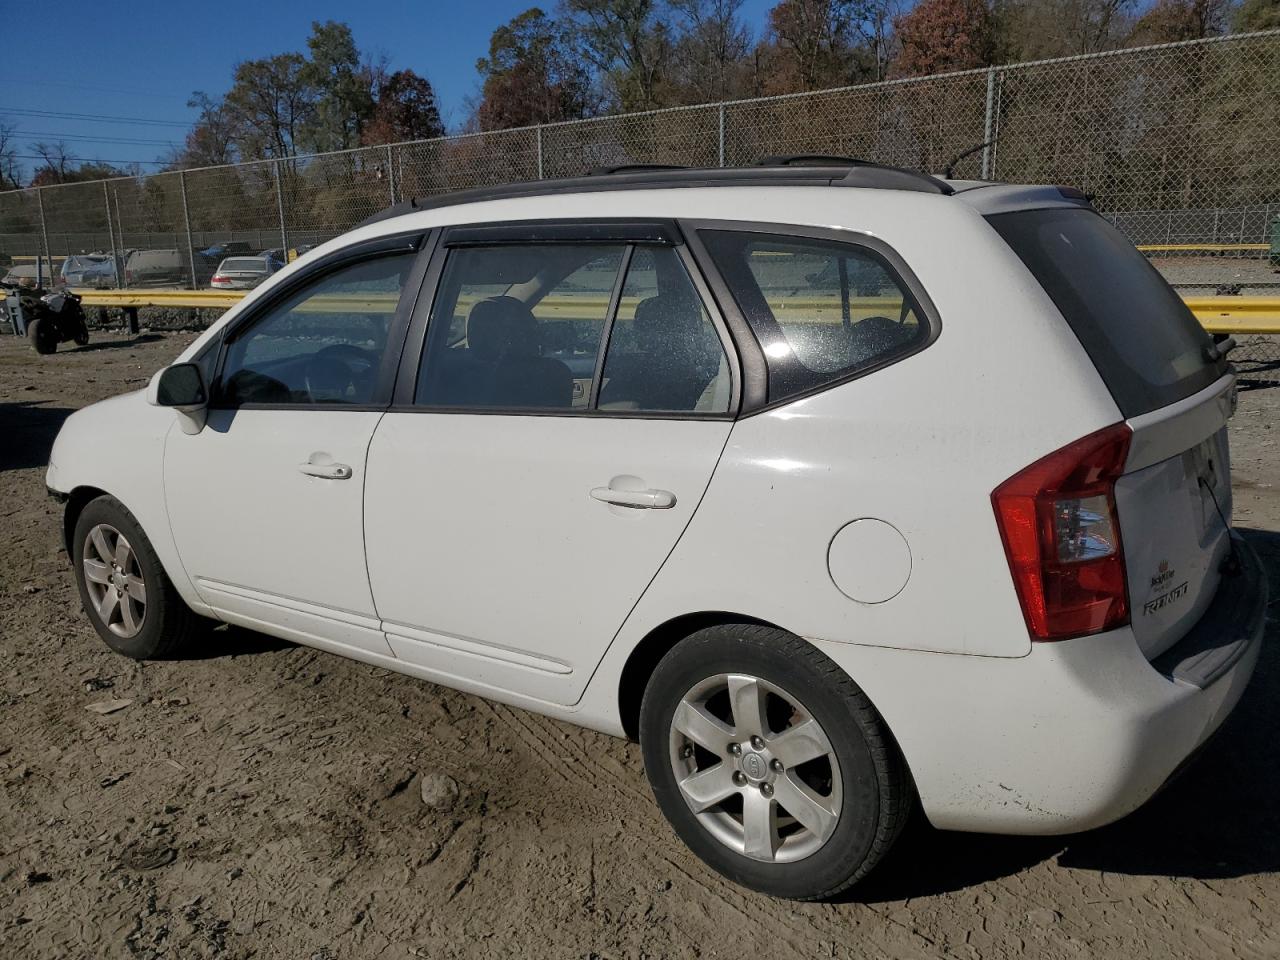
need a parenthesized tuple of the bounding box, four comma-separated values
(0, 77, 193, 102)
(12, 153, 168, 166)
(18, 130, 182, 146)
(0, 106, 192, 127)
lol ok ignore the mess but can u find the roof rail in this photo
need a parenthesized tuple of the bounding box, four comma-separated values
(588, 163, 688, 176)
(756, 155, 870, 167)
(354, 160, 955, 229)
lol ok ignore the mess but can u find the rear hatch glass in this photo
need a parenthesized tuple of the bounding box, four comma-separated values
(222, 258, 266, 272)
(991, 207, 1236, 660)
(987, 208, 1226, 418)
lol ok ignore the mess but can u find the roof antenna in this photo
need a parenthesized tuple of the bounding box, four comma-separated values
(943, 141, 993, 180)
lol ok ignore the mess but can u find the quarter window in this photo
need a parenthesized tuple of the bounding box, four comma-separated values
(218, 254, 414, 406)
(699, 230, 927, 402)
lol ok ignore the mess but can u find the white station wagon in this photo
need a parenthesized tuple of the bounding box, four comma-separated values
(47, 160, 1267, 900)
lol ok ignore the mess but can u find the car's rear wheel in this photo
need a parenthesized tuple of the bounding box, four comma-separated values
(72, 495, 203, 659)
(640, 624, 912, 900)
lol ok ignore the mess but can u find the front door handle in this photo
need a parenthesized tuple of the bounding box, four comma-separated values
(299, 461, 353, 480)
(590, 486, 676, 509)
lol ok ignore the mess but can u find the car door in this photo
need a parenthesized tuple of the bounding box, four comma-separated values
(363, 223, 738, 705)
(164, 234, 428, 658)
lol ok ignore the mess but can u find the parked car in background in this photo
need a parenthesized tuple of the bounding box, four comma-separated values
(210, 255, 282, 290)
(59, 254, 118, 289)
(48, 161, 1267, 901)
(198, 241, 252, 261)
(3, 264, 40, 289)
(125, 249, 187, 287)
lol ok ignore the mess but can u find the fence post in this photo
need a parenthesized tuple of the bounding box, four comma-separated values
(274, 159, 290, 256)
(981, 68, 996, 180)
(36, 188, 52, 286)
(718, 104, 726, 168)
(111, 186, 127, 287)
(536, 126, 544, 179)
(179, 171, 198, 290)
(385, 145, 397, 205)
(102, 182, 122, 289)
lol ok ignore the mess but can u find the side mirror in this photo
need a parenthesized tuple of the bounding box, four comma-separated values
(148, 363, 208, 434)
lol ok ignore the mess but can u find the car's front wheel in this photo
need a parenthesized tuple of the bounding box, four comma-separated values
(72, 495, 203, 659)
(640, 624, 912, 900)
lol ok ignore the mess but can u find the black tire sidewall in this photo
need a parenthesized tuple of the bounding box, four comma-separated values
(28, 318, 56, 354)
(640, 627, 891, 900)
(73, 496, 176, 659)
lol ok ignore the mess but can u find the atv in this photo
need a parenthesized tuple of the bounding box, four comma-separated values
(3, 284, 90, 354)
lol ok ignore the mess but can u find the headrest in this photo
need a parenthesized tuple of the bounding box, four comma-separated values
(467, 296, 537, 359)
(634, 294, 702, 332)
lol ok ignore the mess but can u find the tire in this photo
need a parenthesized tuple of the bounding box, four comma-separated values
(27, 317, 57, 354)
(640, 624, 912, 900)
(72, 495, 203, 659)
(73, 319, 90, 346)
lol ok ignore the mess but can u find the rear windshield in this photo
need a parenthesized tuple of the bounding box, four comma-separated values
(988, 208, 1225, 417)
(223, 258, 266, 271)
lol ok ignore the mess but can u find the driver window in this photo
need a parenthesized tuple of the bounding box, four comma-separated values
(218, 254, 415, 406)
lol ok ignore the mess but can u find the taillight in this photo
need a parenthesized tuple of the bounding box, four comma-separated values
(992, 422, 1132, 640)
(211, 275, 227, 284)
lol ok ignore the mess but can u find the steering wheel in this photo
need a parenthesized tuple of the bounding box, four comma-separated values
(303, 356, 356, 403)
(316, 343, 376, 366)
(303, 344, 378, 402)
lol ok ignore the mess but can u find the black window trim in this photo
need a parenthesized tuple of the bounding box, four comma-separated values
(388, 220, 742, 420)
(207, 229, 435, 412)
(443, 218, 679, 247)
(681, 218, 941, 417)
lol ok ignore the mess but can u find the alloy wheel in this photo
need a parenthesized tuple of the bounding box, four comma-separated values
(668, 673, 842, 863)
(82, 523, 147, 638)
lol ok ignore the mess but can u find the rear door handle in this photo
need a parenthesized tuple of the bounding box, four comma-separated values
(299, 462, 353, 480)
(590, 486, 676, 509)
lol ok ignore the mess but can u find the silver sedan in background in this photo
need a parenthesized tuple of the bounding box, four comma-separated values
(210, 255, 283, 290)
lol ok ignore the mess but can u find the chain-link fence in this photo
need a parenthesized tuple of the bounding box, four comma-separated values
(3, 29, 1278, 292)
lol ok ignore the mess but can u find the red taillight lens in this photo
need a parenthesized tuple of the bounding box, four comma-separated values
(211, 275, 227, 284)
(992, 422, 1132, 640)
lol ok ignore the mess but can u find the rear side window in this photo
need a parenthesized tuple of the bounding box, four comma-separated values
(698, 230, 928, 402)
(600, 247, 730, 413)
(416, 241, 731, 415)
(988, 208, 1225, 417)
(418, 244, 625, 409)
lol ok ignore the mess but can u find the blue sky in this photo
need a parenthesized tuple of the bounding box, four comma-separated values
(2, 0, 775, 175)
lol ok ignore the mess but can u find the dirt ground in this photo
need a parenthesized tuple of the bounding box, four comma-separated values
(2, 329, 1278, 960)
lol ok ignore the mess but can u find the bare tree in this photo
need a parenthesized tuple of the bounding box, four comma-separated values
(29, 141, 74, 184)
(0, 121, 21, 189)
(668, 0, 754, 102)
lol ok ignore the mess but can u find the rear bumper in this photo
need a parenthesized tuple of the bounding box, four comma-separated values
(809, 535, 1267, 834)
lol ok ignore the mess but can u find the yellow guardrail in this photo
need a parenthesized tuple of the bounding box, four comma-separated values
(1183, 297, 1280, 334)
(71, 287, 1280, 335)
(1137, 243, 1269, 254)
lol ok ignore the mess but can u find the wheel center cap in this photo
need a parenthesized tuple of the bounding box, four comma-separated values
(740, 750, 769, 783)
